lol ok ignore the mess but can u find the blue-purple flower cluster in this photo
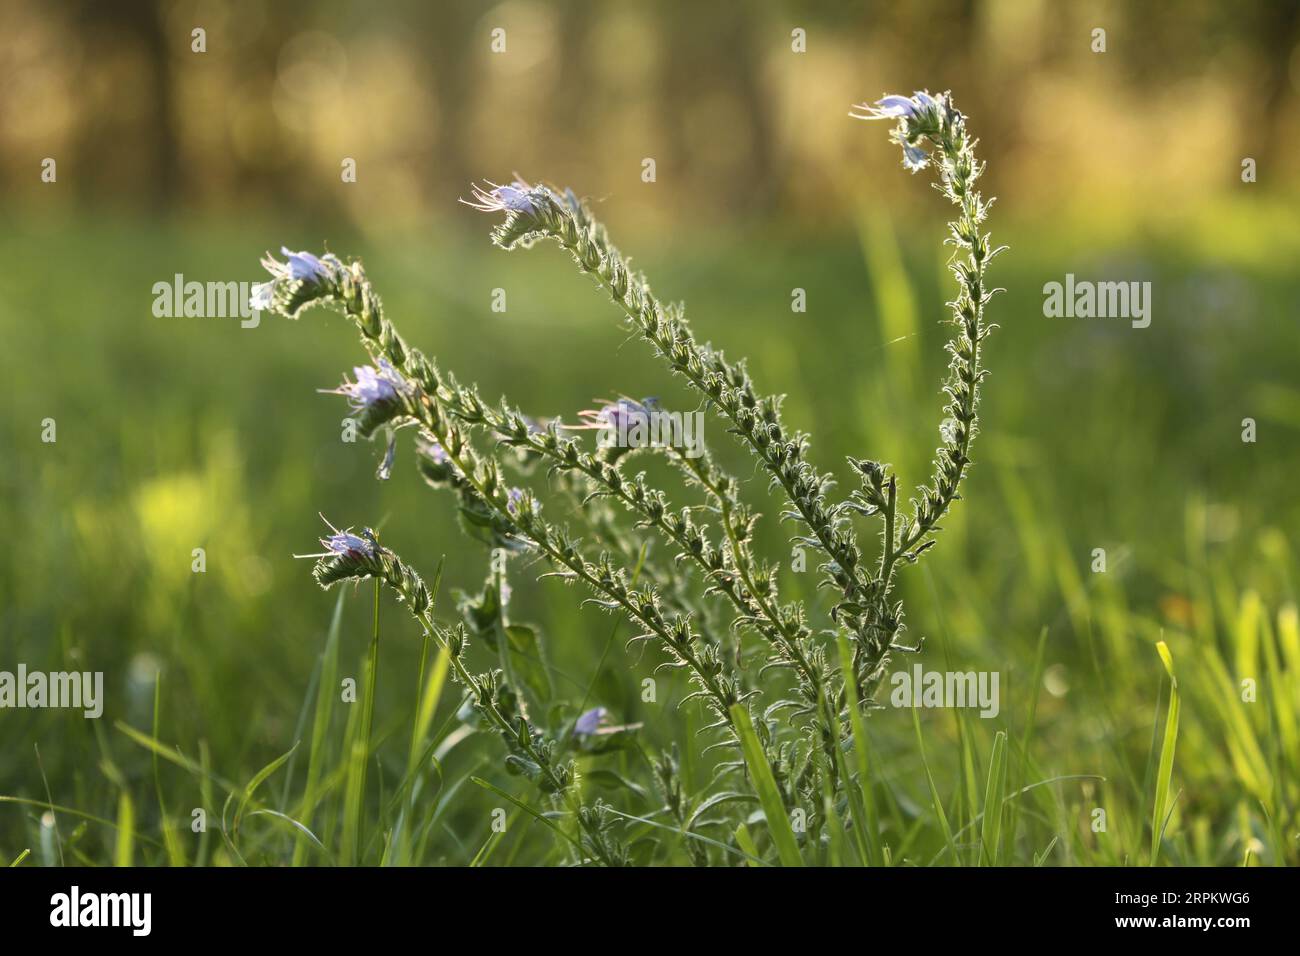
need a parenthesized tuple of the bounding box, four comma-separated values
(849, 90, 943, 172)
(295, 515, 379, 562)
(576, 397, 658, 435)
(460, 177, 551, 217)
(320, 359, 409, 414)
(250, 246, 342, 314)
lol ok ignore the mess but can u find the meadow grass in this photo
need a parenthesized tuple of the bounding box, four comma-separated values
(1, 185, 1297, 864)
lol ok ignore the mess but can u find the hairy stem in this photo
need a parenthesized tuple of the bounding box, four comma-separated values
(317, 271, 749, 746)
(489, 198, 872, 628)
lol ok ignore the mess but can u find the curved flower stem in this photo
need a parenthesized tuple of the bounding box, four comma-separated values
(830, 90, 1000, 705)
(314, 273, 747, 746)
(488, 201, 872, 629)
(880, 96, 997, 595)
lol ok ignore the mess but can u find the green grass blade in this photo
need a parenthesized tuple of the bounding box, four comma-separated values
(912, 706, 957, 864)
(819, 695, 867, 865)
(857, 203, 920, 393)
(150, 674, 186, 867)
(979, 730, 1007, 865)
(408, 555, 448, 775)
(835, 634, 881, 865)
(1033, 835, 1059, 866)
(469, 776, 582, 853)
(196, 741, 214, 866)
(956, 709, 980, 864)
(245, 809, 332, 862)
(382, 634, 449, 868)
(602, 806, 767, 865)
(235, 742, 300, 835)
(342, 580, 382, 866)
(729, 704, 803, 867)
(1151, 640, 1181, 863)
(294, 589, 345, 865)
(1006, 626, 1048, 856)
(1261, 613, 1298, 772)
(814, 729, 844, 866)
(469, 830, 507, 867)
(115, 721, 234, 786)
(113, 791, 134, 868)
(734, 822, 761, 867)
(0, 796, 163, 849)
(408, 645, 450, 775)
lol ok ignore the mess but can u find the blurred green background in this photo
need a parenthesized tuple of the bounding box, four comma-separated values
(2, 0, 1298, 865)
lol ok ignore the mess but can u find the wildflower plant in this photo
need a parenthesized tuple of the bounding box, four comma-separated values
(261, 90, 1000, 865)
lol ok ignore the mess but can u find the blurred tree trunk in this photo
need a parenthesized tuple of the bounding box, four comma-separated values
(70, 0, 179, 210)
(1255, 1, 1300, 167)
(422, 1, 480, 201)
(552, 0, 594, 178)
(656, 0, 774, 216)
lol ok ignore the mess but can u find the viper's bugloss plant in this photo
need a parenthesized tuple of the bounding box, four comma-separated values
(259, 89, 1000, 866)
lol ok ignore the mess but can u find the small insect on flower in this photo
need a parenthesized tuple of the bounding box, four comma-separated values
(293, 514, 379, 561)
(460, 176, 545, 216)
(320, 359, 408, 413)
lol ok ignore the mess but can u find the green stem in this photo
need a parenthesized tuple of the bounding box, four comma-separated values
(409, 607, 614, 865)
(338, 289, 742, 737)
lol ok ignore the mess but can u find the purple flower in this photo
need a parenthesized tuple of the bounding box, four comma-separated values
(322, 530, 375, 559)
(902, 144, 930, 172)
(294, 515, 378, 561)
(577, 397, 653, 433)
(911, 90, 939, 114)
(872, 94, 917, 118)
(574, 707, 606, 736)
(506, 487, 528, 516)
(321, 359, 407, 412)
(461, 177, 544, 215)
(850, 91, 943, 174)
(849, 90, 940, 123)
(256, 247, 340, 311)
(281, 247, 331, 284)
